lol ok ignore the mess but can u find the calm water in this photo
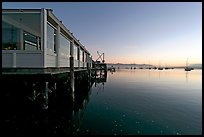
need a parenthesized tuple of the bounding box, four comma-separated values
(2, 69, 202, 135)
(77, 69, 202, 135)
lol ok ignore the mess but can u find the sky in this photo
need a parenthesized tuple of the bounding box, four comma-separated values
(2, 2, 202, 66)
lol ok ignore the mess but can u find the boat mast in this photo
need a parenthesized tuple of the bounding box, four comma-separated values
(186, 58, 188, 67)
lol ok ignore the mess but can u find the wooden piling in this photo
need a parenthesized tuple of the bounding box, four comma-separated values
(42, 81, 49, 109)
(70, 39, 75, 101)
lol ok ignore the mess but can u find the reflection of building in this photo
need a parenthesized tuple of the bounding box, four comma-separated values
(2, 9, 92, 69)
(2, 73, 97, 135)
(95, 72, 107, 83)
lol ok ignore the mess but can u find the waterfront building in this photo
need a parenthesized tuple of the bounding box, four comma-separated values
(2, 9, 92, 69)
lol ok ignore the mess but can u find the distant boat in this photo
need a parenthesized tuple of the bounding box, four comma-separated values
(185, 67, 192, 71)
(158, 61, 163, 70)
(153, 67, 157, 69)
(108, 66, 116, 72)
(184, 58, 193, 71)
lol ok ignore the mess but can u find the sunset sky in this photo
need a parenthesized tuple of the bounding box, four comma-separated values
(2, 2, 202, 67)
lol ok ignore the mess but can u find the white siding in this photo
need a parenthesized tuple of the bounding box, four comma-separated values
(2, 50, 43, 68)
(84, 62, 87, 68)
(74, 59, 79, 67)
(59, 57, 70, 67)
(80, 61, 83, 68)
(2, 52, 13, 67)
(46, 50, 57, 67)
(16, 52, 42, 68)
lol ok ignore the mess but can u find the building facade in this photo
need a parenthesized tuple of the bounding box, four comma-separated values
(2, 9, 92, 69)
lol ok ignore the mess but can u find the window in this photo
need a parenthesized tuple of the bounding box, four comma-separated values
(24, 31, 39, 50)
(60, 33, 70, 57)
(47, 22, 56, 53)
(73, 44, 78, 60)
(80, 49, 83, 62)
(84, 52, 86, 62)
(2, 21, 19, 50)
(2, 12, 41, 50)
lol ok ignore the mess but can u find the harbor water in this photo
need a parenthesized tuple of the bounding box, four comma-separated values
(78, 69, 202, 135)
(2, 69, 202, 135)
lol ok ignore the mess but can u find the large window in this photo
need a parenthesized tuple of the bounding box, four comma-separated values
(84, 52, 86, 62)
(2, 21, 20, 50)
(60, 33, 70, 57)
(73, 44, 78, 60)
(2, 22, 40, 51)
(2, 12, 41, 50)
(24, 31, 39, 50)
(47, 23, 56, 53)
(80, 49, 83, 62)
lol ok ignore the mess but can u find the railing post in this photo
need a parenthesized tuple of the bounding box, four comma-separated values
(41, 8, 47, 68)
(56, 25, 60, 67)
(13, 53, 16, 68)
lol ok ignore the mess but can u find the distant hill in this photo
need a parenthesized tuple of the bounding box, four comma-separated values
(189, 64, 202, 68)
(107, 63, 202, 69)
(107, 63, 154, 69)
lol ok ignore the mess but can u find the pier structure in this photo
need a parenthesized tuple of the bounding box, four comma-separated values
(92, 61, 107, 79)
(92, 51, 107, 78)
(2, 8, 106, 108)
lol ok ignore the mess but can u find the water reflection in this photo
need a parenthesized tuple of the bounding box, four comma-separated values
(2, 69, 202, 135)
(2, 72, 107, 135)
(77, 69, 202, 135)
(185, 71, 188, 84)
